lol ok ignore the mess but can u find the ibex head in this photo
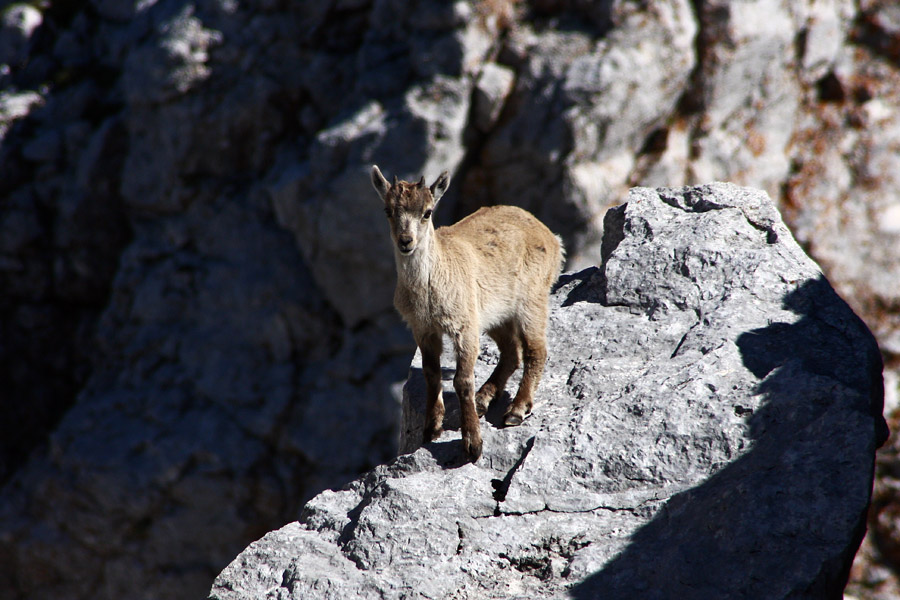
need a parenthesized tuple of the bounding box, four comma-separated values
(371, 165, 450, 255)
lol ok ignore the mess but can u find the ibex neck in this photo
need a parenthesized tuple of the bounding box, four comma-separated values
(395, 229, 440, 288)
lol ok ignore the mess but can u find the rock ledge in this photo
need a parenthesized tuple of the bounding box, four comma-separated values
(210, 183, 886, 600)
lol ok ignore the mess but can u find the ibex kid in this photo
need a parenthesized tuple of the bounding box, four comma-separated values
(371, 166, 563, 462)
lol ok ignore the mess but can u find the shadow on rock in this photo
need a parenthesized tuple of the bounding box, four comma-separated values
(569, 276, 888, 599)
(558, 267, 607, 307)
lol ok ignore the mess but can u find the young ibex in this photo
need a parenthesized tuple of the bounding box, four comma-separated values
(371, 165, 563, 462)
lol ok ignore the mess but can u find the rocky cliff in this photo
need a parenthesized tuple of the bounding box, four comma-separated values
(1, 1, 899, 599)
(210, 183, 887, 599)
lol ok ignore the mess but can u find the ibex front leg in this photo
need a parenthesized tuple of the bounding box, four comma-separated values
(453, 327, 483, 462)
(418, 332, 445, 445)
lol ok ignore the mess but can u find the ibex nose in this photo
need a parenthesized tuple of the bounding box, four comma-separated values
(398, 234, 414, 253)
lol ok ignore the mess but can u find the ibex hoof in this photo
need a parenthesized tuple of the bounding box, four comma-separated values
(474, 388, 493, 417)
(463, 434, 482, 462)
(475, 400, 490, 418)
(503, 413, 524, 427)
(503, 405, 531, 427)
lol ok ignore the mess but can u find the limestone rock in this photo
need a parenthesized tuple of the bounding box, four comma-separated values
(210, 184, 886, 600)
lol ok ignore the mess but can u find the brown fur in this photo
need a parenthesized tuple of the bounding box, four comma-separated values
(371, 165, 563, 462)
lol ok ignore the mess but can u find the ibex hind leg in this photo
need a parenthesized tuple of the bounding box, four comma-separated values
(505, 308, 548, 427)
(475, 324, 521, 417)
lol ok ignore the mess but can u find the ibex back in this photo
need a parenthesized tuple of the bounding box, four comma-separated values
(371, 165, 563, 462)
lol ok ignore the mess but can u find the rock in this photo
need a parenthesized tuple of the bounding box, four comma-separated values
(90, 0, 149, 23)
(272, 72, 485, 327)
(121, 6, 223, 106)
(472, 62, 515, 132)
(21, 127, 60, 162)
(682, 0, 804, 199)
(799, 0, 855, 81)
(847, 407, 900, 600)
(465, 0, 697, 265)
(859, 0, 900, 44)
(0, 90, 42, 138)
(0, 3, 42, 68)
(0, 195, 405, 599)
(789, 36, 900, 360)
(209, 184, 886, 600)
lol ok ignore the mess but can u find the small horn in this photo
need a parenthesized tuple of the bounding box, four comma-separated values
(418, 176, 426, 187)
(392, 175, 398, 186)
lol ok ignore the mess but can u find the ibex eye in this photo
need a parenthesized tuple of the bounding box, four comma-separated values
(384, 207, 392, 218)
(423, 209, 433, 220)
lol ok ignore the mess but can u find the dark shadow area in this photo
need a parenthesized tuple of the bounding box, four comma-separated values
(569, 275, 888, 599)
(559, 266, 605, 307)
(525, 0, 615, 37)
(0, 0, 132, 486)
(556, 204, 628, 308)
(483, 391, 516, 429)
(421, 438, 474, 470)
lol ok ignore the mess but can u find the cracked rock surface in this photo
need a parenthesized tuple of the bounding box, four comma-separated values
(209, 183, 887, 599)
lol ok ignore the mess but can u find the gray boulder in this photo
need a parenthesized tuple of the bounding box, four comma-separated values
(209, 183, 887, 599)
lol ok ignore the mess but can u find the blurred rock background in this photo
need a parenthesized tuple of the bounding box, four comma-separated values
(0, 0, 898, 598)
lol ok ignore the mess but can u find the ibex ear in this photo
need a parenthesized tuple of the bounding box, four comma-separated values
(430, 171, 450, 203)
(371, 165, 390, 202)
